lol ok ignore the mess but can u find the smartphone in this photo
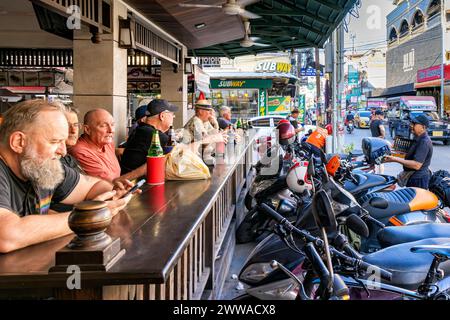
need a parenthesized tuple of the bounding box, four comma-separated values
(120, 179, 146, 199)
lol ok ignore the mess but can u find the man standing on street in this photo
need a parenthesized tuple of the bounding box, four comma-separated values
(370, 110, 386, 139)
(385, 114, 433, 189)
(287, 109, 304, 134)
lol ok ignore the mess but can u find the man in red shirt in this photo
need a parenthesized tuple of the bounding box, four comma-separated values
(69, 109, 121, 182)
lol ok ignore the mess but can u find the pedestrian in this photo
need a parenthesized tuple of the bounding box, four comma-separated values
(287, 109, 304, 134)
(384, 114, 433, 189)
(370, 110, 386, 174)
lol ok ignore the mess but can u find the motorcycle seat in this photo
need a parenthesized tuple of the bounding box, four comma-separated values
(411, 244, 450, 258)
(344, 173, 387, 195)
(360, 188, 439, 220)
(362, 238, 450, 289)
(378, 224, 450, 248)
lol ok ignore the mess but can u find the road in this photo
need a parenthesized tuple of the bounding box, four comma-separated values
(342, 128, 450, 176)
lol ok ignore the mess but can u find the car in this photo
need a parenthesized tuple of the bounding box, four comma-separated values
(387, 96, 450, 145)
(355, 110, 372, 128)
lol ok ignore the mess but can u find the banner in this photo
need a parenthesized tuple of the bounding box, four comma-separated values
(259, 89, 267, 116)
(267, 96, 291, 116)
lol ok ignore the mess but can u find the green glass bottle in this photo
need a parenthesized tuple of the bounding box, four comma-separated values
(148, 130, 164, 157)
(236, 117, 242, 129)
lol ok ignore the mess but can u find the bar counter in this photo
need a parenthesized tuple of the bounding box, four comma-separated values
(0, 133, 257, 300)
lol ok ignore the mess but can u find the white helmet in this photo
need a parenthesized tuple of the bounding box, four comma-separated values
(286, 161, 313, 194)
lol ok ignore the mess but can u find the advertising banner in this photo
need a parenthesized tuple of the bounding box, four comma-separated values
(268, 96, 291, 116)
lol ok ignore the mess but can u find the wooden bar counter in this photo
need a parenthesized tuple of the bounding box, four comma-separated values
(0, 134, 257, 300)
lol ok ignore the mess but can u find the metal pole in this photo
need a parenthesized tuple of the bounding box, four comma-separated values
(332, 28, 338, 153)
(441, 1, 446, 118)
(315, 47, 322, 125)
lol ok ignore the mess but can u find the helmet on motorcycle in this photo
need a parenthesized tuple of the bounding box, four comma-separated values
(278, 119, 290, 125)
(277, 121, 296, 145)
(286, 161, 313, 193)
(326, 155, 341, 177)
(325, 124, 333, 135)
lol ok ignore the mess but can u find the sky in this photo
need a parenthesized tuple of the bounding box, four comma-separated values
(343, 0, 397, 54)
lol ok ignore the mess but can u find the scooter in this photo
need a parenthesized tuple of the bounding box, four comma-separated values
(346, 120, 355, 134)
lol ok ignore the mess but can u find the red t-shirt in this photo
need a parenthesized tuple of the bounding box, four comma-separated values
(69, 134, 121, 182)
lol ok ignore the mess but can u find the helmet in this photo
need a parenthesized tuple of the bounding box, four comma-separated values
(277, 121, 296, 145)
(326, 155, 341, 177)
(362, 137, 392, 165)
(286, 161, 313, 193)
(325, 124, 333, 135)
(278, 119, 290, 125)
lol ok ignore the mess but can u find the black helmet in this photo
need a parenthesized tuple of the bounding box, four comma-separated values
(277, 121, 296, 145)
(362, 137, 391, 165)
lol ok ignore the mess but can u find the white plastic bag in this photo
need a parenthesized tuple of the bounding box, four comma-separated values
(165, 145, 211, 180)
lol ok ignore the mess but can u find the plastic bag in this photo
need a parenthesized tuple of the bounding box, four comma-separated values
(165, 145, 211, 180)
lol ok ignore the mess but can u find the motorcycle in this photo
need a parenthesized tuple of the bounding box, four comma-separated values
(346, 120, 355, 134)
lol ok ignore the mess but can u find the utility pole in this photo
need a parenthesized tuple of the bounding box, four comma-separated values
(332, 23, 345, 153)
(315, 47, 322, 125)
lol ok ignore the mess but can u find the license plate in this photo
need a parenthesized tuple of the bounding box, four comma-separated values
(433, 131, 444, 137)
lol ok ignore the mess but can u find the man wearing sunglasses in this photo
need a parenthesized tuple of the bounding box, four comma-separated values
(385, 114, 433, 189)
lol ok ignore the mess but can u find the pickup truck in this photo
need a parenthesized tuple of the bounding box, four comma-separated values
(387, 96, 450, 145)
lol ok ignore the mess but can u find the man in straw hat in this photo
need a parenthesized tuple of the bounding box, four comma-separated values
(182, 98, 227, 164)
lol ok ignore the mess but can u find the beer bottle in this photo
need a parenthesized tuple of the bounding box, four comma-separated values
(236, 117, 242, 129)
(167, 126, 176, 147)
(148, 130, 164, 157)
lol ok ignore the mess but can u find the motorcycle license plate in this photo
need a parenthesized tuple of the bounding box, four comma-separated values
(433, 131, 443, 137)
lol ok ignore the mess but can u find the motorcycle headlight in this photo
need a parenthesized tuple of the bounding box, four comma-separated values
(240, 263, 274, 284)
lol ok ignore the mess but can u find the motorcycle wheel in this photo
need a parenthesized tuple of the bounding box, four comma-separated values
(236, 209, 266, 244)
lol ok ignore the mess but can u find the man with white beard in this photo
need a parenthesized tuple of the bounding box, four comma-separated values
(0, 100, 135, 253)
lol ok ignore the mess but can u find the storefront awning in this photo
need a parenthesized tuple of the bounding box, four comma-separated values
(415, 79, 441, 89)
(3, 86, 46, 94)
(372, 83, 416, 98)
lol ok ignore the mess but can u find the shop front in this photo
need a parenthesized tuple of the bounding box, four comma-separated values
(415, 64, 450, 115)
(209, 73, 298, 119)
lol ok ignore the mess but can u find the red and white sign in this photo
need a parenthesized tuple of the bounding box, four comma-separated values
(417, 65, 441, 83)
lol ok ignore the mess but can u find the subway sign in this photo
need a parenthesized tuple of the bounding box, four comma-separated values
(210, 79, 272, 89)
(255, 61, 292, 73)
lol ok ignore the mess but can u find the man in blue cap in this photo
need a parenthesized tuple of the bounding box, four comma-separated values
(385, 114, 433, 188)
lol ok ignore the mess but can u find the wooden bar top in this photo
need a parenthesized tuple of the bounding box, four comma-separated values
(0, 134, 256, 289)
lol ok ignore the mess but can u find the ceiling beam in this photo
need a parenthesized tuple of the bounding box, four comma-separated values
(251, 20, 326, 36)
(313, 0, 343, 11)
(250, 7, 333, 27)
(211, 45, 232, 59)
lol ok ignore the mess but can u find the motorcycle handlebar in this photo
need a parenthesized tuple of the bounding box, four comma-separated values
(259, 204, 393, 282)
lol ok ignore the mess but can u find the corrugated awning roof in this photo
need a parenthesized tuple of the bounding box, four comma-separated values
(188, 0, 359, 57)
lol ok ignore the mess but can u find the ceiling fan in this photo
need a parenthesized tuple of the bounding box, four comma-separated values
(178, 0, 262, 20)
(239, 19, 270, 47)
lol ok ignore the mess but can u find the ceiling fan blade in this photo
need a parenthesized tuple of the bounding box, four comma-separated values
(178, 3, 222, 8)
(238, 0, 261, 7)
(249, 36, 261, 41)
(253, 43, 271, 47)
(239, 9, 261, 19)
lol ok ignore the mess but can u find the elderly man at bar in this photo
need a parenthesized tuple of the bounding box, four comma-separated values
(69, 108, 122, 182)
(118, 99, 178, 181)
(217, 106, 232, 130)
(0, 100, 134, 253)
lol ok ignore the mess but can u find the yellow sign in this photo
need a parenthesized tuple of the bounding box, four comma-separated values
(255, 61, 292, 73)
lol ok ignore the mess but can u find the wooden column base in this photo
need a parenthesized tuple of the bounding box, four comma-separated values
(49, 238, 125, 273)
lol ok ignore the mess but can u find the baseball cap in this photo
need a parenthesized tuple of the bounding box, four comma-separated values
(146, 99, 179, 116)
(134, 105, 147, 120)
(411, 114, 430, 128)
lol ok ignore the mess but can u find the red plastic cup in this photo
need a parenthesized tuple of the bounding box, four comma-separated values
(147, 156, 166, 185)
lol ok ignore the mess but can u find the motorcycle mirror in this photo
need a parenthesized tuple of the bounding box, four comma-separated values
(307, 157, 315, 177)
(345, 214, 370, 238)
(312, 190, 338, 233)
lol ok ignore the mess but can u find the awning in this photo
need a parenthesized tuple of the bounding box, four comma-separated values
(415, 79, 441, 89)
(372, 83, 416, 98)
(0, 88, 22, 103)
(3, 86, 46, 94)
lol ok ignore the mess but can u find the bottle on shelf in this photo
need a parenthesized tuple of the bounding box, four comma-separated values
(236, 117, 242, 129)
(148, 130, 164, 157)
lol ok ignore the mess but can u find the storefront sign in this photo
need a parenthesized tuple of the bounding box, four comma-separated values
(268, 96, 291, 116)
(300, 68, 323, 77)
(211, 79, 272, 89)
(259, 90, 267, 116)
(255, 61, 292, 73)
(417, 65, 441, 83)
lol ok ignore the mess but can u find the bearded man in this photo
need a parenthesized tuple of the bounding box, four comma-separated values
(0, 100, 136, 253)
